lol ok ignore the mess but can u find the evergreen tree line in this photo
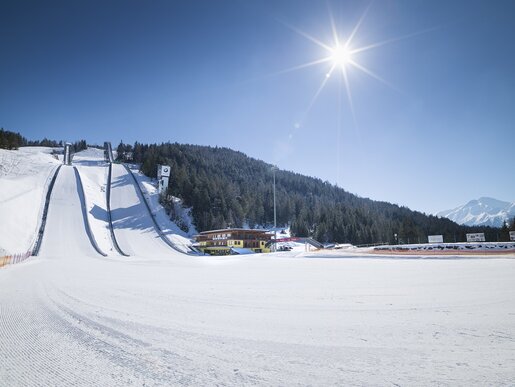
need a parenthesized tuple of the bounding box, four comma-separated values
(70, 139, 87, 153)
(0, 128, 88, 151)
(117, 141, 507, 244)
(500, 217, 515, 241)
(0, 128, 26, 149)
(27, 138, 62, 147)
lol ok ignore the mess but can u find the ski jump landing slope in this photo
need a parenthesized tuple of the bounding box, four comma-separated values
(38, 166, 104, 257)
(110, 163, 177, 257)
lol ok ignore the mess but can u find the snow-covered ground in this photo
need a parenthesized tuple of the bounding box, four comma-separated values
(128, 165, 195, 253)
(73, 148, 115, 255)
(38, 165, 102, 258)
(110, 163, 180, 257)
(0, 147, 60, 255)
(1, 149, 515, 385)
(2, 252, 515, 385)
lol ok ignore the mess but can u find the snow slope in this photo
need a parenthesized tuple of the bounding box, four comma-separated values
(0, 147, 60, 255)
(128, 165, 195, 253)
(1, 152, 515, 385)
(110, 163, 176, 257)
(73, 148, 116, 255)
(438, 197, 515, 227)
(38, 165, 102, 257)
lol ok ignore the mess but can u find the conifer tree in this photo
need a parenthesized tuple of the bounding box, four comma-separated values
(129, 141, 500, 244)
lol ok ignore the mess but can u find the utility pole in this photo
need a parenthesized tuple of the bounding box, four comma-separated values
(271, 166, 278, 228)
(271, 165, 278, 253)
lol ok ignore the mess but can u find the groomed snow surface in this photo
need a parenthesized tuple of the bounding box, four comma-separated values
(1, 148, 515, 386)
(0, 147, 60, 255)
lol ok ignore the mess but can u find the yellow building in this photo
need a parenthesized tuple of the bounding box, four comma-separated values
(195, 228, 272, 255)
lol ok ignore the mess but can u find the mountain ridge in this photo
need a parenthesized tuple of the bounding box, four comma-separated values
(437, 197, 515, 227)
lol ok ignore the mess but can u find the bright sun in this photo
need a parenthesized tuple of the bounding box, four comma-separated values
(276, 3, 400, 127)
(330, 44, 352, 68)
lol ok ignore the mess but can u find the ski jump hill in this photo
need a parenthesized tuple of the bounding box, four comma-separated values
(1, 144, 194, 264)
(1, 145, 515, 386)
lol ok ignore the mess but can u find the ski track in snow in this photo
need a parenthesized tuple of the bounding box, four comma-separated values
(1, 148, 515, 386)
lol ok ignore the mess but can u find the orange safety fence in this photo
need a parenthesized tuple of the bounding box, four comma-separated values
(0, 250, 32, 268)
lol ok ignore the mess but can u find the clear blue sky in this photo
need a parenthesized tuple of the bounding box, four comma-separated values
(1, 0, 514, 214)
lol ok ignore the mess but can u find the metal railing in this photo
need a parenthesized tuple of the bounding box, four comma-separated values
(32, 165, 62, 256)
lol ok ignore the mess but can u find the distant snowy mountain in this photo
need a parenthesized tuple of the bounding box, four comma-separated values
(437, 197, 515, 227)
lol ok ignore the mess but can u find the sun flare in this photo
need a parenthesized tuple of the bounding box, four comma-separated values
(330, 44, 352, 69)
(277, 4, 401, 125)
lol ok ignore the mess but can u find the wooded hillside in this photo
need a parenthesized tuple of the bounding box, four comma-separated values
(117, 141, 501, 244)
